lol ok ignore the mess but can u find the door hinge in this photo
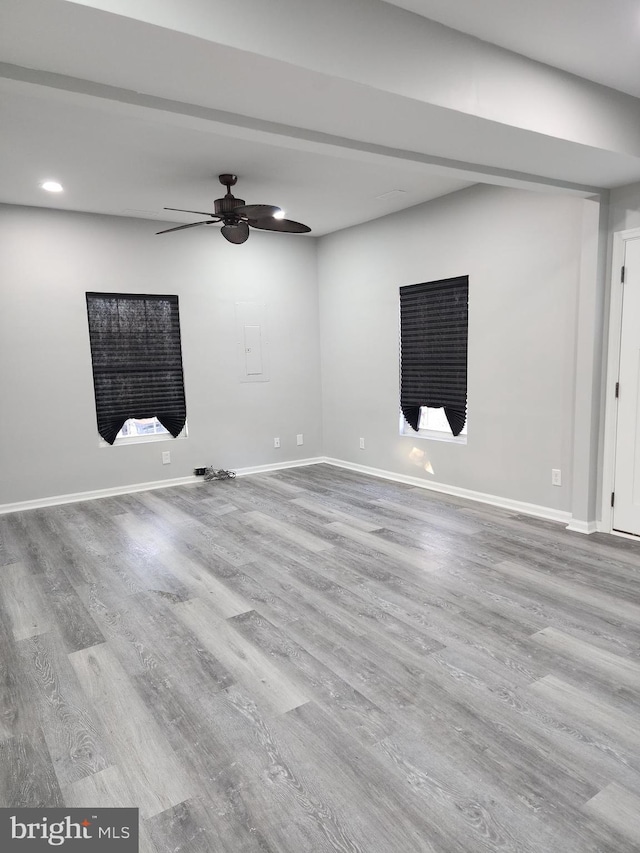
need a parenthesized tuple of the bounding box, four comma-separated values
(615, 381, 620, 398)
(611, 491, 615, 507)
(621, 266, 625, 283)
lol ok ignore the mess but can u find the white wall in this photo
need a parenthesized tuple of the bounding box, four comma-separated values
(318, 185, 587, 511)
(63, 0, 640, 157)
(0, 205, 321, 504)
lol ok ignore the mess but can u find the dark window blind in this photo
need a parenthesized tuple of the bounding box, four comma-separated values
(86, 292, 187, 445)
(400, 275, 468, 436)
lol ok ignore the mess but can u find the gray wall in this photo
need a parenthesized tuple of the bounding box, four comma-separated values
(1, 185, 600, 514)
(318, 184, 587, 511)
(0, 205, 321, 504)
(609, 182, 640, 233)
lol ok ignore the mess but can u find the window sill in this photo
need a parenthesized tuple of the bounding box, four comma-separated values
(399, 425, 467, 445)
(99, 429, 188, 447)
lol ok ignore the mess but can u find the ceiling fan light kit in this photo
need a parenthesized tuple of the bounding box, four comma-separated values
(157, 174, 311, 244)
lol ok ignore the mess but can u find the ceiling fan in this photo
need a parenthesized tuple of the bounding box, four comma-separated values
(156, 174, 311, 244)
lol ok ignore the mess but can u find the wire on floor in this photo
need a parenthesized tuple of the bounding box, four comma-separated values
(204, 467, 236, 481)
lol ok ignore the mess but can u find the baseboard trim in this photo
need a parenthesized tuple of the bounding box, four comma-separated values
(234, 457, 325, 478)
(1, 456, 597, 532)
(565, 519, 598, 535)
(0, 475, 200, 515)
(323, 457, 573, 525)
(0, 457, 326, 515)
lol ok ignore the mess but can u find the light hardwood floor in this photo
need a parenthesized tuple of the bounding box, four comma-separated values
(1, 463, 640, 852)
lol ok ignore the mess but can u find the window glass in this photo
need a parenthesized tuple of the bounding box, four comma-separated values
(118, 417, 169, 438)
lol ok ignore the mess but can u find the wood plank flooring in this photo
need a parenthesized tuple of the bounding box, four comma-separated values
(1, 463, 640, 851)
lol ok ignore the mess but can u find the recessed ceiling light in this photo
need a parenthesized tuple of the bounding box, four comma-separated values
(41, 180, 63, 193)
(273, 208, 285, 219)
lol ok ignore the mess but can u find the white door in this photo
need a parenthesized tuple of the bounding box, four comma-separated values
(613, 235, 640, 535)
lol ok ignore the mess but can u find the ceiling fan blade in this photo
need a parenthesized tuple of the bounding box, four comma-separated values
(232, 204, 283, 219)
(248, 217, 311, 234)
(164, 207, 218, 217)
(221, 221, 250, 244)
(156, 220, 216, 235)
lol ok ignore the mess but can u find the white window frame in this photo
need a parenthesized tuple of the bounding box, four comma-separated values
(99, 417, 188, 447)
(399, 407, 467, 444)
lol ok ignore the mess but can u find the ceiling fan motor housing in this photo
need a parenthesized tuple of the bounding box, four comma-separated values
(214, 195, 245, 217)
(157, 173, 311, 238)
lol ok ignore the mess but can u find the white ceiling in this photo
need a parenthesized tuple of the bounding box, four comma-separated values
(386, 0, 640, 99)
(1, 0, 640, 238)
(0, 81, 473, 234)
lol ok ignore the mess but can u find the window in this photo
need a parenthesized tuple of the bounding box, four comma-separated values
(101, 416, 187, 447)
(398, 407, 468, 443)
(418, 406, 467, 435)
(399, 275, 468, 439)
(86, 293, 187, 445)
(118, 417, 170, 438)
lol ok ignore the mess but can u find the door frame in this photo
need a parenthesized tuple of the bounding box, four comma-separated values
(600, 226, 640, 534)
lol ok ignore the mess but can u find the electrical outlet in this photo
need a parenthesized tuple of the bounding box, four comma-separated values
(162, 451, 171, 465)
(359, 437, 365, 450)
(552, 468, 561, 486)
(296, 434, 303, 446)
(274, 437, 280, 448)
(194, 467, 207, 476)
